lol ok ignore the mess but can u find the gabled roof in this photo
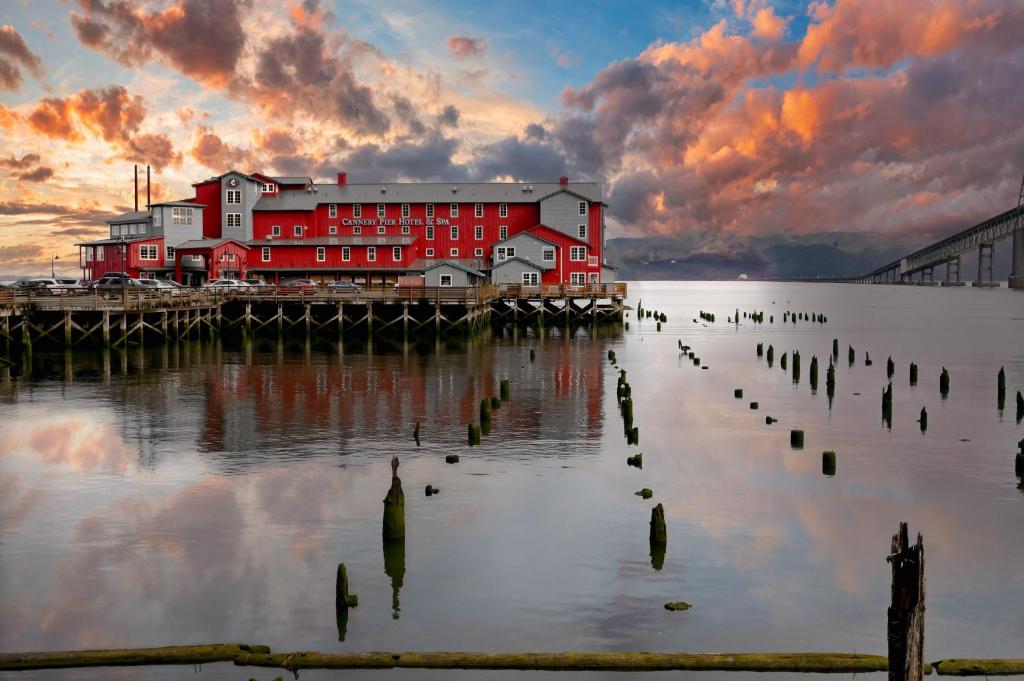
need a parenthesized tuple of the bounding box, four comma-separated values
(493, 230, 559, 249)
(192, 169, 260, 186)
(526, 223, 590, 246)
(175, 238, 251, 251)
(421, 259, 486, 278)
(252, 180, 602, 210)
(107, 210, 151, 224)
(537, 185, 609, 206)
(272, 176, 313, 185)
(150, 199, 204, 208)
(492, 256, 543, 272)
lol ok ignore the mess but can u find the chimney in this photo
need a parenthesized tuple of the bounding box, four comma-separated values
(559, 175, 569, 185)
(146, 165, 151, 208)
(134, 165, 139, 211)
(337, 171, 347, 186)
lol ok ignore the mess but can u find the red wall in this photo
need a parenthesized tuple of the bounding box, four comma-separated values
(82, 237, 164, 279)
(193, 180, 222, 239)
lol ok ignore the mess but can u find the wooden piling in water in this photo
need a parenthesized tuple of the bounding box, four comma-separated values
(997, 367, 1005, 410)
(939, 368, 949, 397)
(382, 456, 405, 540)
(887, 522, 925, 681)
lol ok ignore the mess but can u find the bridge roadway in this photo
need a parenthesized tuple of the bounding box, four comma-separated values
(844, 204, 1024, 288)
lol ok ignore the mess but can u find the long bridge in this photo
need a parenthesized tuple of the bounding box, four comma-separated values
(843, 187, 1024, 288)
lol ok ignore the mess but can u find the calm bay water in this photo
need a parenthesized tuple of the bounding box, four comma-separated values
(1, 281, 1023, 680)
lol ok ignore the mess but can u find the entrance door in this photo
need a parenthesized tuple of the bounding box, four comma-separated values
(521, 272, 539, 285)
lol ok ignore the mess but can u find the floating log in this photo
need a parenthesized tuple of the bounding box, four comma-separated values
(230, 650, 893, 673)
(382, 456, 405, 540)
(0, 644, 272, 671)
(822, 451, 836, 476)
(790, 429, 804, 449)
(887, 522, 925, 681)
(932, 658, 1024, 676)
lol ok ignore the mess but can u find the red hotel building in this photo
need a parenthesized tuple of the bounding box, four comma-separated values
(79, 170, 617, 286)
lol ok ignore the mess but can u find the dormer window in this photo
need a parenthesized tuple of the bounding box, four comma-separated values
(261, 182, 276, 193)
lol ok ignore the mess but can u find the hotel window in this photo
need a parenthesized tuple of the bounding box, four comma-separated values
(172, 207, 193, 224)
(542, 247, 555, 262)
(329, 204, 337, 218)
(272, 225, 281, 237)
(377, 203, 386, 218)
(262, 182, 276, 193)
(522, 272, 539, 285)
(570, 246, 586, 261)
(401, 225, 410, 235)
(316, 247, 326, 262)
(329, 225, 337, 235)
(401, 203, 410, 218)
(165, 246, 175, 261)
(342, 246, 351, 261)
(392, 246, 402, 261)
(86, 246, 94, 262)
(439, 274, 452, 287)
(578, 201, 587, 216)
(426, 225, 434, 240)
(367, 246, 376, 261)
(224, 253, 236, 262)
(588, 255, 599, 267)
(496, 246, 515, 261)
(474, 225, 483, 240)
(499, 225, 507, 240)
(293, 225, 302, 237)
(578, 224, 587, 240)
(425, 248, 434, 257)
(571, 272, 586, 285)
(449, 203, 459, 217)
(129, 224, 137, 235)
(97, 247, 104, 261)
(474, 203, 483, 217)
(377, 225, 386, 235)
(474, 247, 483, 257)
(353, 204, 362, 218)
(262, 247, 271, 262)
(139, 245, 158, 260)
(499, 203, 507, 218)
(353, 225, 361, 235)
(450, 225, 458, 240)
(153, 210, 162, 227)
(450, 247, 459, 257)
(426, 204, 434, 218)
(226, 189, 241, 204)
(227, 213, 242, 228)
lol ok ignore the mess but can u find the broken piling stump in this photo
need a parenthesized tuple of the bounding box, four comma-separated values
(790, 429, 804, 449)
(822, 451, 836, 476)
(445, 454, 459, 464)
(887, 522, 925, 681)
(635, 488, 653, 499)
(649, 503, 667, 547)
(909, 363, 918, 386)
(382, 457, 405, 540)
(939, 368, 949, 397)
(626, 453, 643, 469)
(500, 379, 511, 401)
(919, 407, 927, 432)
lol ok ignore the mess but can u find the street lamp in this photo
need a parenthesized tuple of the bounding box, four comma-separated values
(51, 252, 59, 278)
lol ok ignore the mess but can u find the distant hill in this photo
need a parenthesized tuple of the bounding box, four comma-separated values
(603, 231, 1011, 281)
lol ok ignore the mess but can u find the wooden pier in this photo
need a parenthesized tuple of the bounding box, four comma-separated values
(0, 283, 626, 350)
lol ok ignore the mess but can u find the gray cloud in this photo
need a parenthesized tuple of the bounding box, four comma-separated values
(0, 25, 44, 91)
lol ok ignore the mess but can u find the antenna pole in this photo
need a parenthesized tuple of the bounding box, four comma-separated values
(134, 165, 138, 212)
(146, 165, 151, 208)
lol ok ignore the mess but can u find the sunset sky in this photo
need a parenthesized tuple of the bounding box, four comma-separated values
(1, 0, 1022, 275)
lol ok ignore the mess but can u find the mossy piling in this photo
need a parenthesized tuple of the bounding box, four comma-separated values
(909, 363, 918, 386)
(635, 488, 653, 499)
(382, 456, 405, 540)
(997, 367, 1005, 410)
(919, 407, 927, 432)
(939, 368, 950, 397)
(649, 503, 667, 547)
(822, 451, 836, 476)
(500, 379, 511, 401)
(810, 356, 818, 391)
(734, 388, 744, 399)
(336, 563, 359, 609)
(626, 453, 643, 469)
(790, 429, 805, 449)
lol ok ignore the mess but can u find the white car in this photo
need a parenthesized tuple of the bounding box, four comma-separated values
(138, 279, 182, 296)
(21, 278, 84, 295)
(204, 279, 249, 291)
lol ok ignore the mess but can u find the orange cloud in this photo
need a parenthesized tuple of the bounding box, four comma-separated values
(751, 7, 787, 42)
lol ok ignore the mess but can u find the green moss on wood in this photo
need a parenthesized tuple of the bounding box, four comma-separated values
(0, 644, 273, 671)
(626, 453, 643, 469)
(500, 379, 511, 401)
(664, 602, 691, 612)
(932, 658, 1024, 675)
(336, 563, 359, 609)
(649, 503, 667, 545)
(635, 488, 653, 499)
(382, 456, 405, 539)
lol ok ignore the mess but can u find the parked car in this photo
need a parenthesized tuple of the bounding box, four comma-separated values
(137, 279, 181, 296)
(91, 276, 147, 298)
(243, 278, 272, 288)
(283, 279, 319, 292)
(327, 280, 361, 293)
(204, 279, 249, 291)
(18, 278, 84, 295)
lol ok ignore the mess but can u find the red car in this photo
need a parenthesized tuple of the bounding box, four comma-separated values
(283, 279, 319, 292)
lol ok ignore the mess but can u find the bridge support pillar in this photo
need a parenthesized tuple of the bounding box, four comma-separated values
(921, 267, 933, 283)
(975, 243, 994, 286)
(1010, 229, 1024, 289)
(945, 257, 960, 284)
